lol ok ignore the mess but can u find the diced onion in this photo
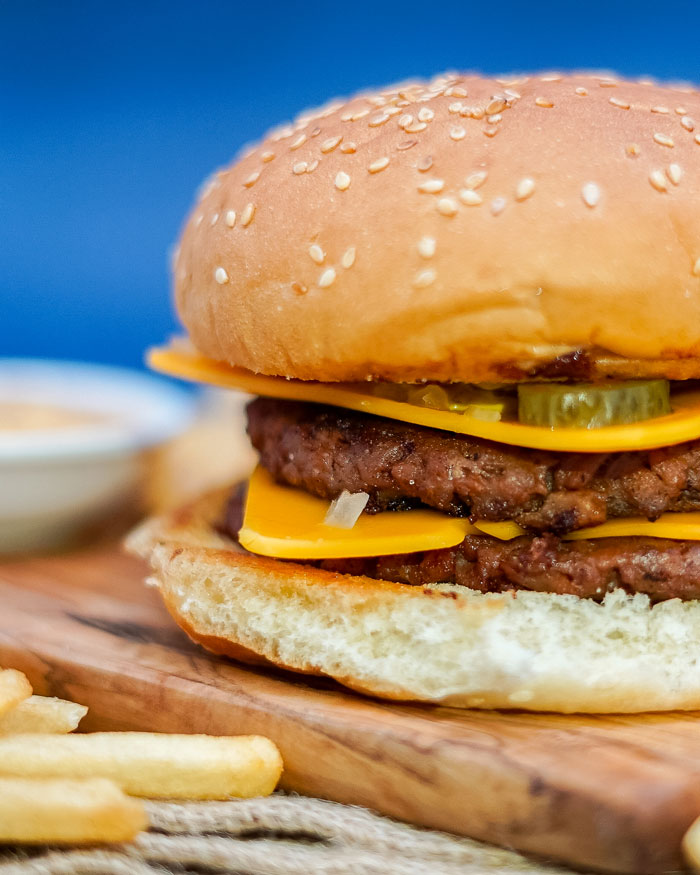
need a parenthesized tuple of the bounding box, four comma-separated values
(323, 491, 370, 529)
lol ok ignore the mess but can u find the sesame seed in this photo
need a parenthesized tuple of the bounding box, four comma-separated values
(469, 107, 485, 120)
(307, 159, 319, 172)
(261, 151, 275, 162)
(535, 97, 554, 108)
(651, 106, 670, 114)
(448, 102, 463, 114)
(291, 281, 307, 296)
(541, 74, 563, 82)
(459, 189, 483, 206)
(405, 121, 428, 133)
(368, 157, 390, 174)
(694, 258, 700, 277)
(309, 244, 325, 264)
(575, 87, 588, 96)
(335, 171, 351, 191)
(449, 86, 468, 97)
(676, 106, 688, 115)
(503, 88, 521, 100)
(515, 178, 535, 201)
(417, 236, 436, 258)
(649, 170, 668, 192)
(418, 178, 445, 194)
(581, 182, 601, 208)
(310, 126, 322, 137)
(289, 134, 307, 150)
(271, 124, 295, 141)
(464, 171, 488, 190)
(487, 113, 503, 124)
(398, 114, 414, 129)
(368, 112, 390, 127)
(681, 116, 696, 131)
(417, 107, 434, 122)
(626, 143, 641, 157)
(598, 78, 617, 87)
(321, 136, 342, 153)
(667, 163, 683, 185)
(341, 247, 356, 269)
(413, 268, 436, 288)
(340, 142, 357, 153)
(490, 197, 507, 216)
(241, 203, 255, 226)
(243, 171, 260, 187)
(654, 133, 675, 148)
(194, 214, 203, 227)
(225, 210, 236, 227)
(609, 97, 630, 109)
(319, 268, 336, 288)
(484, 127, 499, 137)
(486, 97, 507, 115)
(214, 267, 229, 284)
(210, 213, 219, 226)
(450, 126, 466, 141)
(293, 162, 308, 175)
(385, 106, 401, 116)
(396, 139, 417, 151)
(417, 156, 433, 172)
(696, 134, 700, 145)
(351, 109, 370, 121)
(340, 111, 353, 122)
(436, 197, 458, 216)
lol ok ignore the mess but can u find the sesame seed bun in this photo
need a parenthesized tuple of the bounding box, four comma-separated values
(126, 485, 700, 713)
(174, 71, 700, 383)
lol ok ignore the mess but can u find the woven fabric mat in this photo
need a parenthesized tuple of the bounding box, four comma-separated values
(0, 792, 580, 875)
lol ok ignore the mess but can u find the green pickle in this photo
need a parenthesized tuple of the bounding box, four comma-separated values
(517, 380, 671, 429)
(368, 382, 516, 422)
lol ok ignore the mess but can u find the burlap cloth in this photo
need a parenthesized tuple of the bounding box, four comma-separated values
(0, 792, 579, 875)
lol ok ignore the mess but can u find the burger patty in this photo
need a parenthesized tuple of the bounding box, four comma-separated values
(222, 489, 700, 603)
(247, 397, 700, 534)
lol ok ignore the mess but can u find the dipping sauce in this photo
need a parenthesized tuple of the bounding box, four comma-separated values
(0, 402, 109, 431)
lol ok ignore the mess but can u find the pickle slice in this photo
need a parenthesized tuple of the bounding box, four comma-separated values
(518, 380, 671, 429)
(368, 382, 516, 422)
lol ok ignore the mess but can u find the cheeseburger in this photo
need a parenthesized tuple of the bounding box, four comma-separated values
(130, 71, 700, 713)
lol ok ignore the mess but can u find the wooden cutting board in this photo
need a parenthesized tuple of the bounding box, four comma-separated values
(1, 544, 700, 874)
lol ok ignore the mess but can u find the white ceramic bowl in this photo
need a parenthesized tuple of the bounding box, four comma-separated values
(0, 359, 196, 553)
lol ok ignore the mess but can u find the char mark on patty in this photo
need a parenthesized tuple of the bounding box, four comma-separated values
(246, 397, 700, 534)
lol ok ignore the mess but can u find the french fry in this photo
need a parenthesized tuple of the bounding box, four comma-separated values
(684, 814, 700, 871)
(0, 777, 146, 844)
(0, 733, 282, 799)
(0, 695, 87, 735)
(0, 669, 32, 717)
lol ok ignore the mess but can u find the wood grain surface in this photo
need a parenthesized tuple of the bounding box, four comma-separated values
(1, 544, 699, 874)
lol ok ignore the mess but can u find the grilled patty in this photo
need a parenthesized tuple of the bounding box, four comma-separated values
(247, 397, 700, 534)
(222, 488, 700, 603)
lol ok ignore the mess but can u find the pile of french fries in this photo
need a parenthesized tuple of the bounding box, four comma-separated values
(0, 667, 283, 845)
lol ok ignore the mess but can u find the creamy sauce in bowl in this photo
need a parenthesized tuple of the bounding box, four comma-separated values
(0, 402, 111, 431)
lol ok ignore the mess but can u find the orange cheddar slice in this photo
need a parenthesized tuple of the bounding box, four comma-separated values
(149, 345, 700, 453)
(474, 515, 700, 542)
(239, 465, 478, 559)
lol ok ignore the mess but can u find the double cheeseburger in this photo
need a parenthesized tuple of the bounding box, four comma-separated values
(130, 71, 700, 713)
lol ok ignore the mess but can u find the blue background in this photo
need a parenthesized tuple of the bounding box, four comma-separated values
(3, 0, 700, 369)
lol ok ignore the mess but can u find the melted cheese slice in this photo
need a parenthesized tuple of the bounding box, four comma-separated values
(474, 515, 700, 541)
(240, 465, 479, 559)
(149, 346, 700, 453)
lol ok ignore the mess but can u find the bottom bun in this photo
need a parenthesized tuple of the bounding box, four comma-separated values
(126, 484, 700, 713)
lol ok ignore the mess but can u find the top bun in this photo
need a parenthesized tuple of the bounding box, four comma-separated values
(174, 71, 700, 383)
